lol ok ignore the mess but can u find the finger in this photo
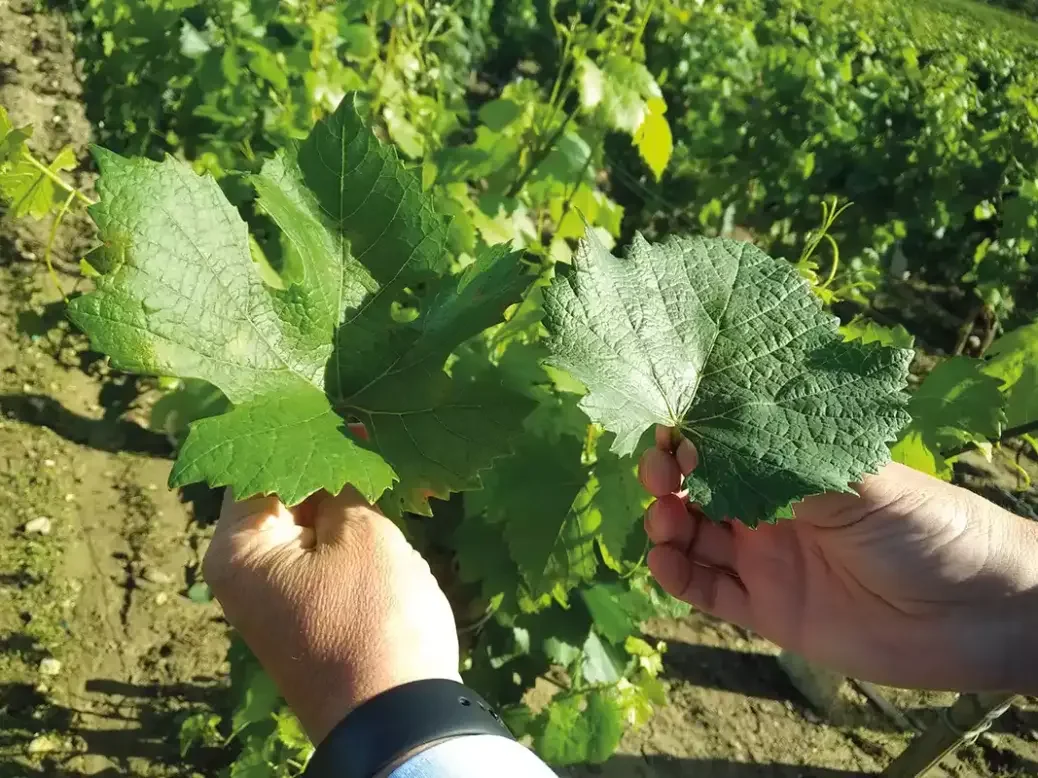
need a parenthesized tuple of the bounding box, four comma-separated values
(639, 446, 682, 497)
(652, 426, 699, 475)
(645, 495, 697, 548)
(648, 544, 751, 626)
(219, 489, 283, 526)
(312, 486, 399, 549)
(655, 425, 677, 451)
(215, 490, 309, 548)
(205, 492, 311, 586)
(675, 439, 698, 477)
(687, 517, 736, 570)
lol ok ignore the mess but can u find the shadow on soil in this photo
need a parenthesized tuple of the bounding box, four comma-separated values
(656, 636, 1038, 771)
(0, 393, 170, 457)
(582, 757, 872, 777)
(0, 677, 230, 778)
(655, 641, 800, 702)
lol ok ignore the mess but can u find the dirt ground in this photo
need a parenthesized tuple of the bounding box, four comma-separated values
(1, 0, 1037, 776)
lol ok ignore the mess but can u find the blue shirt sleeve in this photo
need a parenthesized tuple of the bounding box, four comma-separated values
(387, 735, 559, 778)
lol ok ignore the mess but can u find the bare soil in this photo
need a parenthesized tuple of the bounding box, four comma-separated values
(1, 0, 1036, 776)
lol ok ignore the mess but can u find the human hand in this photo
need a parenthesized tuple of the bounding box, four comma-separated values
(202, 488, 461, 744)
(639, 426, 1038, 693)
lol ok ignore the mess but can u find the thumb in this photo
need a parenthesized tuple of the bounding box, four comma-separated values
(204, 490, 311, 592)
(213, 489, 311, 554)
(308, 486, 397, 549)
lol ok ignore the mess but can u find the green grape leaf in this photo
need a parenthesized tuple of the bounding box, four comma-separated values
(633, 97, 673, 181)
(230, 750, 275, 778)
(533, 690, 625, 765)
(584, 445, 651, 571)
(544, 233, 912, 524)
(624, 572, 690, 619)
(171, 386, 396, 507)
(516, 601, 593, 669)
(0, 106, 32, 164)
(903, 357, 1006, 452)
(179, 712, 222, 757)
(580, 582, 655, 645)
(581, 630, 626, 684)
(452, 510, 522, 606)
(232, 666, 280, 731)
(577, 58, 606, 111)
(543, 635, 582, 668)
(478, 99, 523, 132)
(0, 139, 77, 220)
(150, 378, 230, 445)
(579, 56, 662, 135)
(891, 428, 949, 479)
(274, 710, 312, 754)
(68, 95, 532, 508)
(841, 316, 916, 349)
(482, 435, 596, 596)
(614, 677, 659, 729)
(186, 582, 213, 604)
(985, 321, 1038, 429)
(500, 705, 536, 738)
(384, 104, 424, 159)
(341, 22, 378, 60)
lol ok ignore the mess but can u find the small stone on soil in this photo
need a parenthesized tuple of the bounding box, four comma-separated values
(39, 657, 62, 676)
(155, 592, 169, 605)
(142, 568, 174, 585)
(24, 516, 52, 535)
(28, 734, 65, 754)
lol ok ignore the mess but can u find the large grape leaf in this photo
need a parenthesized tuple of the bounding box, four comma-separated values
(984, 321, 1038, 430)
(68, 95, 533, 508)
(543, 232, 913, 524)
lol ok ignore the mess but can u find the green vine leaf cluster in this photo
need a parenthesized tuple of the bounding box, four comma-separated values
(68, 96, 533, 514)
(64, 91, 921, 770)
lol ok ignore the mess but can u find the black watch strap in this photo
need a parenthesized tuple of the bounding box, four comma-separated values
(302, 679, 515, 778)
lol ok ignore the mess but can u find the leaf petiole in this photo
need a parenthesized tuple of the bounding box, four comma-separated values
(25, 153, 96, 207)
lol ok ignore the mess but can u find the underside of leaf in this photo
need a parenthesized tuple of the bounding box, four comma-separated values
(543, 231, 913, 525)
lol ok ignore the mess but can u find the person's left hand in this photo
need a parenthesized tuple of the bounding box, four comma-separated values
(202, 488, 461, 744)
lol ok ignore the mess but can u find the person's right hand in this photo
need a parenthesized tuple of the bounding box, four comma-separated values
(639, 426, 1038, 693)
(202, 488, 461, 745)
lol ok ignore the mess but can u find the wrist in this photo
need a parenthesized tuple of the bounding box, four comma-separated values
(996, 517, 1038, 694)
(295, 666, 464, 746)
(952, 509, 1038, 695)
(302, 679, 514, 778)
